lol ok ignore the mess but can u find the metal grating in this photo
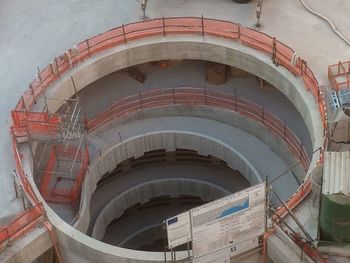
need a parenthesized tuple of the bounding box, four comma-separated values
(329, 91, 341, 110)
(323, 151, 350, 195)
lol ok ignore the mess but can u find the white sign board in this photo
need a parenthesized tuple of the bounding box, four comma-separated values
(228, 236, 260, 257)
(191, 183, 266, 258)
(193, 247, 230, 263)
(166, 211, 191, 249)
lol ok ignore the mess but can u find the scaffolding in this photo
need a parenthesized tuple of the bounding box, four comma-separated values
(11, 97, 89, 204)
(328, 61, 350, 92)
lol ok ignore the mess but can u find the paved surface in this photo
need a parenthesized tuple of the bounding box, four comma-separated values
(1, 0, 350, 226)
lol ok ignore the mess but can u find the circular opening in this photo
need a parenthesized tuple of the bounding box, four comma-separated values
(89, 149, 250, 250)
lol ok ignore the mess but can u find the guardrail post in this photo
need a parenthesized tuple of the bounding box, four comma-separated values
(86, 39, 91, 56)
(139, 92, 143, 110)
(204, 86, 208, 105)
(238, 24, 241, 40)
(162, 17, 166, 36)
(299, 138, 304, 160)
(54, 57, 60, 77)
(201, 15, 204, 36)
(262, 105, 265, 124)
(122, 24, 127, 44)
(300, 60, 307, 77)
(234, 87, 237, 111)
(172, 88, 176, 104)
(37, 66, 43, 89)
(29, 84, 36, 104)
(21, 96, 27, 111)
(272, 38, 278, 66)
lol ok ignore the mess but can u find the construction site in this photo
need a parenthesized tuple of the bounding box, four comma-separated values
(0, 0, 350, 262)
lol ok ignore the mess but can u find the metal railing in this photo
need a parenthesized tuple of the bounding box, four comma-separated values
(14, 17, 326, 133)
(87, 87, 310, 171)
(328, 61, 350, 91)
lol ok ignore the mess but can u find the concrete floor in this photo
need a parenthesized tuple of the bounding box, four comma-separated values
(1, 2, 350, 262)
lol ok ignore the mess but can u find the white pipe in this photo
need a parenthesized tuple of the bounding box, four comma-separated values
(299, 0, 350, 46)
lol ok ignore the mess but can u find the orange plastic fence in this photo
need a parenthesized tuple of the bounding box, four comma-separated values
(328, 61, 350, 91)
(40, 147, 57, 198)
(11, 110, 61, 139)
(88, 88, 310, 171)
(13, 18, 326, 132)
(39, 144, 89, 204)
(0, 204, 44, 247)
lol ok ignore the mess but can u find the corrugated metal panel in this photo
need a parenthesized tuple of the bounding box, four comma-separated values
(322, 151, 350, 195)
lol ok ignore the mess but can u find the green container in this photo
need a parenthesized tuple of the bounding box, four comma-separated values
(320, 194, 350, 242)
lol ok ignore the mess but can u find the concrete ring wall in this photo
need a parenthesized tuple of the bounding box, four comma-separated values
(22, 34, 324, 262)
(119, 223, 162, 248)
(40, 34, 324, 167)
(90, 105, 307, 176)
(91, 178, 231, 240)
(75, 131, 261, 234)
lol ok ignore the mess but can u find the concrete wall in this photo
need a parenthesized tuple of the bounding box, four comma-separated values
(91, 178, 230, 240)
(76, 131, 261, 234)
(22, 34, 324, 262)
(91, 105, 307, 179)
(0, 227, 52, 263)
(267, 226, 314, 263)
(37, 34, 323, 169)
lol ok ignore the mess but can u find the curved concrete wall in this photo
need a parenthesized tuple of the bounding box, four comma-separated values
(22, 34, 324, 262)
(41, 34, 323, 164)
(76, 131, 261, 234)
(91, 105, 307, 175)
(92, 178, 230, 240)
(119, 224, 162, 249)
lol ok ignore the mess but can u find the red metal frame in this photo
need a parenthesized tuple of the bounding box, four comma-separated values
(328, 61, 350, 91)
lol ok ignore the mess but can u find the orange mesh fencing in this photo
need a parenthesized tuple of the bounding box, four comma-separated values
(40, 148, 57, 198)
(11, 111, 61, 139)
(328, 61, 350, 91)
(87, 88, 310, 172)
(12, 18, 327, 135)
(87, 87, 313, 221)
(71, 146, 90, 203)
(0, 204, 44, 248)
(38, 144, 89, 204)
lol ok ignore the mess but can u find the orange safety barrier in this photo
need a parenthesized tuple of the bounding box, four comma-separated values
(0, 204, 44, 248)
(88, 88, 311, 171)
(328, 61, 350, 91)
(71, 145, 89, 203)
(39, 144, 89, 204)
(13, 18, 326, 133)
(40, 147, 57, 198)
(11, 110, 61, 139)
(9, 136, 63, 260)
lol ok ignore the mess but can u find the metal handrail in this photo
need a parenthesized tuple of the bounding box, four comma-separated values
(87, 87, 310, 171)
